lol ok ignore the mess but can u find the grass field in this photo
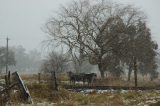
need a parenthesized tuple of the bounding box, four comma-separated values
(3, 73, 160, 106)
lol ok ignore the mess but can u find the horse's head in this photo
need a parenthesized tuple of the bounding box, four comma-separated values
(91, 73, 97, 77)
(67, 71, 74, 77)
(91, 73, 97, 80)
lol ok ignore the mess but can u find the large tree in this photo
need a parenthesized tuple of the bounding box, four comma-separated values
(44, 0, 155, 79)
(122, 21, 158, 86)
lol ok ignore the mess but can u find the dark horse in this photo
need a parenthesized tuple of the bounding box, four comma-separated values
(67, 72, 97, 85)
(67, 71, 85, 84)
(83, 73, 97, 85)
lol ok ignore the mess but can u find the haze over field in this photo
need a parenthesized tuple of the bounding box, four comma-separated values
(0, 0, 159, 52)
(1, 1, 160, 105)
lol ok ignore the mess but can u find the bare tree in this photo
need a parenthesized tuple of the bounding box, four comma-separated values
(40, 51, 68, 73)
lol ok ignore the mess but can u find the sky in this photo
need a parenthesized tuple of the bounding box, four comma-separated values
(0, 0, 160, 52)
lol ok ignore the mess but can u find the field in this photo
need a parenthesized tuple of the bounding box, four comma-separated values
(3, 73, 160, 106)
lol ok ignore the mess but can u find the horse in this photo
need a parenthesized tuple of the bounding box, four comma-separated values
(83, 73, 97, 85)
(67, 71, 85, 84)
(67, 71, 97, 85)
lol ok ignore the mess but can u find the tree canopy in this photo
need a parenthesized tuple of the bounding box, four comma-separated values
(44, 0, 158, 80)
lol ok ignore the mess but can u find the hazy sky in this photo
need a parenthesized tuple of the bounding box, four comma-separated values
(0, 0, 160, 52)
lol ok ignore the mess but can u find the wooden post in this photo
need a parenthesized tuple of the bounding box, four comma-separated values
(5, 71, 10, 86)
(51, 71, 58, 91)
(8, 71, 10, 85)
(12, 72, 33, 104)
(4, 71, 11, 100)
(38, 73, 41, 84)
(134, 57, 138, 87)
(54, 71, 58, 91)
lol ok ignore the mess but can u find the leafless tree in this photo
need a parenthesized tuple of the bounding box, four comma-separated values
(40, 51, 69, 74)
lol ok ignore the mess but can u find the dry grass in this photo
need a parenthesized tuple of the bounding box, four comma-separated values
(5, 73, 160, 106)
(7, 86, 160, 106)
(23, 82, 126, 106)
(20, 73, 160, 87)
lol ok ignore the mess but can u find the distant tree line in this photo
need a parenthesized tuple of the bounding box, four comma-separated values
(0, 46, 15, 73)
(11, 45, 42, 73)
(0, 45, 42, 74)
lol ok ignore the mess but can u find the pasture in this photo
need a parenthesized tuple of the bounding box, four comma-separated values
(4, 72, 160, 106)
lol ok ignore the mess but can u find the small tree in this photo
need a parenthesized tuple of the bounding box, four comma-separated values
(41, 52, 68, 74)
(40, 51, 69, 90)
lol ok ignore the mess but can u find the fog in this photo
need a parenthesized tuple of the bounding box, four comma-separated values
(0, 0, 159, 53)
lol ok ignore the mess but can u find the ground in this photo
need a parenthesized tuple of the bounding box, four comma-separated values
(2, 74, 160, 106)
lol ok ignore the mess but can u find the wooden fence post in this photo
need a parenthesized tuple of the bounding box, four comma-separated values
(12, 72, 33, 104)
(5, 71, 11, 100)
(38, 73, 41, 84)
(51, 71, 58, 91)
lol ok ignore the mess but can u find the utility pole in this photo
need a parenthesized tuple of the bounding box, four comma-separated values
(6, 37, 9, 74)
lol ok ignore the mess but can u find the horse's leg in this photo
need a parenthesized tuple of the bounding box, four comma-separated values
(89, 76, 93, 86)
(91, 75, 96, 86)
(91, 77, 94, 86)
(83, 78, 85, 85)
(70, 78, 72, 85)
(74, 78, 76, 85)
(87, 78, 90, 86)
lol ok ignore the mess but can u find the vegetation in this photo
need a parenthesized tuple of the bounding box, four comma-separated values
(9, 77, 160, 106)
(0, 46, 16, 73)
(40, 51, 68, 74)
(0, 0, 159, 105)
(0, 45, 42, 74)
(44, 0, 158, 88)
(11, 45, 42, 73)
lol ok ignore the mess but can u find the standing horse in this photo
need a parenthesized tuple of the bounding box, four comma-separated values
(67, 72, 97, 85)
(67, 71, 85, 84)
(84, 73, 97, 85)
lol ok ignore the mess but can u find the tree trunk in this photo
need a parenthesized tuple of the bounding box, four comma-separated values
(98, 63, 105, 78)
(128, 65, 132, 81)
(53, 71, 58, 91)
(100, 70, 105, 78)
(134, 69, 137, 87)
